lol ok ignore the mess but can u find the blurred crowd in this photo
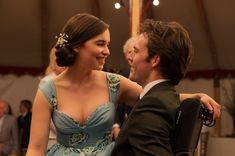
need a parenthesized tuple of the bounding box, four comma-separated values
(0, 99, 32, 156)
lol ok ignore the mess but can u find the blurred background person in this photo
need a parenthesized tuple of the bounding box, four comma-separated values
(0, 99, 19, 156)
(6, 103, 13, 115)
(17, 100, 32, 156)
(121, 37, 136, 78)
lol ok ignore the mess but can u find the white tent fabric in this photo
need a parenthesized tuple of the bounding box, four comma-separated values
(0, 74, 40, 116)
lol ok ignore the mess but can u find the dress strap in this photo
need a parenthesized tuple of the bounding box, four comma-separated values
(106, 72, 120, 103)
(39, 76, 57, 109)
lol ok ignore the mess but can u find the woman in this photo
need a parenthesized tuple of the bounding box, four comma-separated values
(26, 13, 220, 156)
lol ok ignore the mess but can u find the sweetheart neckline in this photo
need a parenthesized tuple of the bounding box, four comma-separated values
(54, 102, 111, 127)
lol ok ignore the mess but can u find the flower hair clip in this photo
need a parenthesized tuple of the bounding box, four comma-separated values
(55, 33, 69, 48)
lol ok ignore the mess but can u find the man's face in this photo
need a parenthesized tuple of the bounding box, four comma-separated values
(19, 103, 26, 114)
(129, 34, 152, 87)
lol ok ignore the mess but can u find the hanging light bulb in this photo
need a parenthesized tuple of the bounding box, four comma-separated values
(114, 2, 121, 9)
(153, 0, 160, 6)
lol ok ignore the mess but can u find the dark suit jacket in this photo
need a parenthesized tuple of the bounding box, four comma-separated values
(111, 81, 180, 156)
(0, 115, 19, 155)
(17, 112, 32, 148)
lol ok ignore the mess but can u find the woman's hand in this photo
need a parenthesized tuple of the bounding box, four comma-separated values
(199, 93, 221, 119)
(180, 93, 221, 119)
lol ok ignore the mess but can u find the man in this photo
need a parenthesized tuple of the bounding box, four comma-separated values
(17, 100, 32, 154)
(111, 20, 194, 155)
(0, 99, 19, 156)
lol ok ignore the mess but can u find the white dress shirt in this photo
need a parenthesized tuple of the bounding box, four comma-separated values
(140, 79, 169, 99)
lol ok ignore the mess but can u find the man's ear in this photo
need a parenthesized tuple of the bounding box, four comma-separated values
(151, 55, 160, 68)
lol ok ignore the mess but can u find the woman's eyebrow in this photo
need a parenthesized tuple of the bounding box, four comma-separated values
(95, 40, 110, 45)
(95, 40, 105, 43)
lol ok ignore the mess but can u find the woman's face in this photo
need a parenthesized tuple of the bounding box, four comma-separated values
(76, 29, 110, 70)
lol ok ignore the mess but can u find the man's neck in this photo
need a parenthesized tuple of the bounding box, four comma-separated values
(141, 72, 164, 88)
(140, 79, 169, 99)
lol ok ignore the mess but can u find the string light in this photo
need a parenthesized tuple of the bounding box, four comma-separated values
(114, 2, 121, 9)
(153, 0, 160, 6)
(114, 0, 159, 10)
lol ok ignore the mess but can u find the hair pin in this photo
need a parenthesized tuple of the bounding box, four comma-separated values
(55, 33, 69, 48)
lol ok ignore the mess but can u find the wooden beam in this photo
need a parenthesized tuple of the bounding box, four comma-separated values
(143, 0, 154, 19)
(196, 0, 219, 70)
(0, 66, 44, 76)
(1, 66, 235, 78)
(40, 0, 49, 68)
(90, 0, 101, 18)
(196, 0, 221, 137)
(129, 0, 142, 37)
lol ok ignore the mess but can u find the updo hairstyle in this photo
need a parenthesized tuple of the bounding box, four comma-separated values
(55, 13, 109, 66)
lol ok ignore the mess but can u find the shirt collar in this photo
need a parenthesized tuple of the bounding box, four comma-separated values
(140, 79, 169, 99)
(22, 112, 28, 117)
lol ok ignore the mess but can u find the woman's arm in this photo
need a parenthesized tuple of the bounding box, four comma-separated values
(26, 89, 52, 156)
(118, 75, 143, 107)
(180, 93, 221, 119)
(118, 76, 221, 119)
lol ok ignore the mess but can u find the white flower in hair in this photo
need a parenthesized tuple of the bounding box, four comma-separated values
(55, 33, 69, 48)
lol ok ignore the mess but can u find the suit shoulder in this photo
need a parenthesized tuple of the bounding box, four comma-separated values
(138, 91, 180, 112)
(5, 115, 17, 122)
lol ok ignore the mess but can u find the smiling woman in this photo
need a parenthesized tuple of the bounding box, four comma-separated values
(26, 13, 143, 156)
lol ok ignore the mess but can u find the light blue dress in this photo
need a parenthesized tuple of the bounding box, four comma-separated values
(39, 73, 120, 156)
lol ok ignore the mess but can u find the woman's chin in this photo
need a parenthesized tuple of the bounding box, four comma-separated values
(96, 65, 104, 71)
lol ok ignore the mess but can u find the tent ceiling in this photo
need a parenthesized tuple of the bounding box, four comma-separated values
(0, 0, 234, 76)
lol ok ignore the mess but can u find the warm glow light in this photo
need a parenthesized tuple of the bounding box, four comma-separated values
(130, 0, 141, 38)
(153, 0, 159, 6)
(114, 2, 121, 9)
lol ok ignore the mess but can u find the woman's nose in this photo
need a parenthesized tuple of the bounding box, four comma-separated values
(104, 47, 110, 56)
